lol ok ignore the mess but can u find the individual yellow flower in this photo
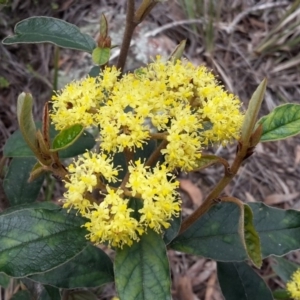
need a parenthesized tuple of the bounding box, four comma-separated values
(287, 269, 300, 300)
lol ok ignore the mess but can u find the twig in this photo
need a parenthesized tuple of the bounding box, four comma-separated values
(117, 0, 136, 72)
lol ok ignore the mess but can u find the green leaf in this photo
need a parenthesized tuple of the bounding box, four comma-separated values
(133, 139, 156, 161)
(127, 197, 143, 221)
(3, 157, 45, 206)
(3, 125, 95, 158)
(110, 140, 156, 187)
(51, 124, 84, 151)
(273, 289, 291, 300)
(17, 93, 39, 157)
(99, 14, 108, 38)
(3, 129, 34, 157)
(244, 204, 262, 268)
(0, 204, 88, 277)
(115, 230, 171, 300)
(170, 202, 248, 261)
(2, 17, 96, 53)
(11, 290, 32, 300)
(110, 152, 127, 187)
(249, 202, 300, 257)
(241, 79, 267, 144)
(171, 202, 300, 261)
(0, 272, 10, 288)
(88, 66, 101, 78)
(217, 262, 273, 300)
(258, 103, 300, 142)
(163, 212, 181, 245)
(29, 244, 114, 288)
(39, 285, 61, 300)
(4, 201, 60, 212)
(92, 47, 110, 65)
(67, 291, 98, 300)
(271, 257, 298, 283)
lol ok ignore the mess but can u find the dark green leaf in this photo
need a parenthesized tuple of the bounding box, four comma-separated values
(3, 130, 35, 157)
(249, 202, 300, 257)
(163, 212, 181, 245)
(127, 197, 143, 221)
(3, 157, 45, 206)
(111, 152, 127, 187)
(171, 202, 300, 261)
(92, 47, 110, 65)
(170, 202, 247, 261)
(51, 124, 84, 151)
(39, 285, 61, 300)
(30, 244, 114, 288)
(4, 202, 59, 212)
(11, 290, 31, 300)
(217, 262, 273, 300)
(271, 257, 298, 283)
(133, 139, 156, 162)
(110, 140, 156, 188)
(88, 66, 101, 78)
(0, 272, 10, 288)
(115, 230, 171, 300)
(258, 104, 300, 142)
(273, 289, 291, 300)
(0, 204, 88, 277)
(3, 17, 96, 53)
(244, 204, 262, 268)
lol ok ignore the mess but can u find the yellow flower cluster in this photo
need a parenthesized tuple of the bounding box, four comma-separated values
(84, 188, 142, 248)
(63, 152, 119, 214)
(127, 161, 180, 232)
(64, 156, 180, 248)
(52, 57, 243, 171)
(287, 269, 300, 299)
(51, 57, 244, 248)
